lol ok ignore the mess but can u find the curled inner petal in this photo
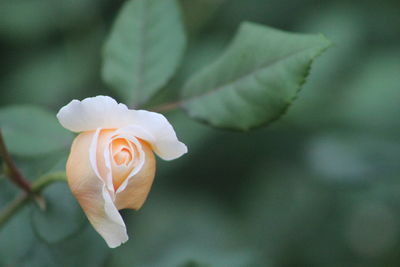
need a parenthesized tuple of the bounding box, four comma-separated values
(114, 149, 130, 165)
(93, 130, 145, 194)
(112, 139, 133, 166)
(109, 137, 143, 192)
(114, 140, 156, 210)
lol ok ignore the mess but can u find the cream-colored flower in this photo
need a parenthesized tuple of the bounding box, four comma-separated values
(57, 96, 187, 248)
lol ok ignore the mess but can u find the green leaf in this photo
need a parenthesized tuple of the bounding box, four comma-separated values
(0, 105, 73, 157)
(182, 22, 331, 131)
(50, 224, 110, 267)
(0, 207, 36, 266)
(102, 0, 186, 106)
(19, 244, 57, 267)
(31, 181, 85, 244)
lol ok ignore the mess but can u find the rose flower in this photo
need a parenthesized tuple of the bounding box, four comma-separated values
(57, 96, 187, 248)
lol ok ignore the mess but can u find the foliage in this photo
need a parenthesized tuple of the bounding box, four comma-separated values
(0, 106, 73, 157)
(102, 0, 186, 106)
(1, 0, 400, 266)
(182, 22, 330, 130)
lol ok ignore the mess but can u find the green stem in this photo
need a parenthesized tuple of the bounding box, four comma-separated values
(31, 171, 67, 193)
(0, 171, 67, 229)
(0, 193, 30, 227)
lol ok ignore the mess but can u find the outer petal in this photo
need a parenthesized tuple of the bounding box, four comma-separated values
(114, 140, 156, 210)
(66, 131, 128, 248)
(57, 96, 187, 160)
(116, 110, 187, 161)
(57, 96, 133, 132)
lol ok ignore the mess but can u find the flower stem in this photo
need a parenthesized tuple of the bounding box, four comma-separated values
(0, 171, 67, 229)
(0, 129, 32, 193)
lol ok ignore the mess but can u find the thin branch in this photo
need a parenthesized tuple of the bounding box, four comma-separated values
(0, 171, 67, 229)
(0, 129, 32, 193)
(31, 171, 67, 192)
(150, 100, 183, 113)
(0, 193, 30, 226)
(0, 129, 67, 228)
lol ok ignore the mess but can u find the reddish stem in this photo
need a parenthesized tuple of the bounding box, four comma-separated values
(0, 129, 32, 193)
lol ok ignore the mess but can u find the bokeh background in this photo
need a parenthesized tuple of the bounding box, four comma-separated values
(1, 0, 400, 266)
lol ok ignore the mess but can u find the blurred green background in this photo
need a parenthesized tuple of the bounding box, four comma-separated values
(1, 0, 400, 266)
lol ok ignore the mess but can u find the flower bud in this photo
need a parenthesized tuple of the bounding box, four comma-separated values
(57, 96, 187, 248)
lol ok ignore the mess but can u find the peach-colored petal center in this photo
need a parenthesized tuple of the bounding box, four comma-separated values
(110, 138, 141, 191)
(114, 149, 130, 165)
(112, 139, 133, 166)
